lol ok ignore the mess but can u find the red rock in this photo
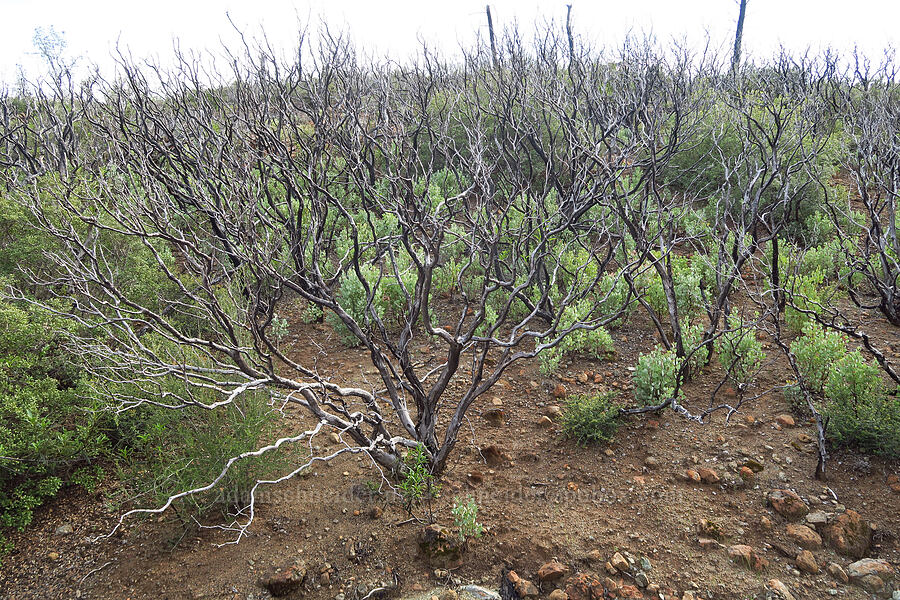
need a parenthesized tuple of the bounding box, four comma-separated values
(727, 544, 769, 572)
(565, 572, 606, 600)
(738, 466, 754, 479)
(262, 559, 308, 597)
(826, 563, 849, 583)
(553, 384, 567, 399)
(618, 585, 643, 598)
(698, 468, 720, 484)
(481, 445, 507, 466)
(820, 510, 872, 559)
(537, 560, 570, 582)
(887, 474, 900, 485)
(795, 550, 819, 574)
(846, 558, 895, 581)
(767, 489, 809, 521)
(684, 469, 701, 483)
(775, 414, 795, 427)
(786, 524, 822, 550)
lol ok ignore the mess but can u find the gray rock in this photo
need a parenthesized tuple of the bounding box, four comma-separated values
(640, 556, 652, 572)
(54, 523, 74, 535)
(458, 586, 500, 600)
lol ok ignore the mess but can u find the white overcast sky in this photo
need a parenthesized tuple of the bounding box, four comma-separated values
(1, 0, 898, 85)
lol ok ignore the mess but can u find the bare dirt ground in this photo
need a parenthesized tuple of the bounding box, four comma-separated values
(2, 304, 898, 600)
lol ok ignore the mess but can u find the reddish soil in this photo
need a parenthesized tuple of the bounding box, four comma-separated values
(2, 303, 898, 600)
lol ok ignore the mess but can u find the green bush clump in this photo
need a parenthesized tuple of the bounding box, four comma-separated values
(561, 392, 622, 445)
(822, 351, 899, 456)
(785, 269, 830, 333)
(715, 319, 765, 390)
(633, 347, 682, 406)
(0, 300, 105, 557)
(791, 323, 846, 395)
(538, 300, 615, 376)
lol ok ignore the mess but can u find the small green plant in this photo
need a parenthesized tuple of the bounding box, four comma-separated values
(269, 314, 289, 347)
(561, 392, 622, 445)
(715, 319, 765, 390)
(451, 495, 483, 542)
(398, 444, 439, 515)
(633, 347, 682, 406)
(538, 300, 615, 376)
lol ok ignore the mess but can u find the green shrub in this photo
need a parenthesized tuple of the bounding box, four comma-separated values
(538, 300, 615, 376)
(451, 495, 484, 542)
(561, 392, 622, 445)
(785, 269, 829, 333)
(633, 347, 682, 406)
(791, 324, 846, 395)
(822, 351, 899, 456)
(398, 444, 439, 515)
(0, 301, 105, 548)
(715, 319, 765, 390)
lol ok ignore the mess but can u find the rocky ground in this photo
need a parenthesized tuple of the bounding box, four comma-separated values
(2, 310, 899, 600)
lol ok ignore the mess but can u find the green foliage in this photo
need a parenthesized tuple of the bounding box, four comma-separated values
(791, 324, 846, 395)
(633, 347, 682, 406)
(538, 300, 615, 376)
(398, 444, 439, 515)
(451, 495, 483, 542)
(111, 383, 281, 519)
(822, 352, 899, 456)
(785, 269, 830, 333)
(715, 318, 765, 389)
(0, 300, 104, 540)
(560, 392, 622, 445)
(642, 255, 706, 323)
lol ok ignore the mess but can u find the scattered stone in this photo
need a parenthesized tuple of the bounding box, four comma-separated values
(764, 579, 796, 600)
(846, 558, 895, 582)
(440, 590, 458, 600)
(775, 414, 795, 427)
(565, 572, 605, 600)
(727, 544, 769, 572)
(553, 384, 567, 399)
(738, 466, 755, 480)
(644, 456, 659, 469)
(261, 559, 307, 597)
(548, 590, 568, 600)
(610, 552, 630, 573)
(820, 510, 872, 558)
(795, 550, 819, 574)
(537, 561, 570, 582)
(698, 468, 720, 484)
(368, 505, 383, 519)
(805, 511, 829, 526)
(544, 405, 563, 419)
(683, 469, 701, 483)
(758, 515, 774, 531)
(742, 458, 765, 473)
(504, 570, 539, 598)
(467, 471, 484, 485)
(538, 416, 554, 428)
(697, 518, 727, 540)
(785, 523, 822, 549)
(698, 537, 723, 551)
(481, 445, 507, 466)
(47, 551, 60, 561)
(681, 593, 696, 600)
(617, 585, 642, 599)
(634, 571, 649, 588)
(482, 408, 505, 427)
(420, 524, 464, 568)
(54, 523, 74, 536)
(767, 489, 809, 521)
(586, 549, 603, 562)
(826, 563, 849, 584)
(639, 556, 651, 572)
(328, 432, 341, 444)
(459, 586, 501, 600)
(601, 578, 618, 594)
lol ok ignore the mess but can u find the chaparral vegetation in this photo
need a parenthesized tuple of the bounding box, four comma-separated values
(1, 17, 899, 600)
